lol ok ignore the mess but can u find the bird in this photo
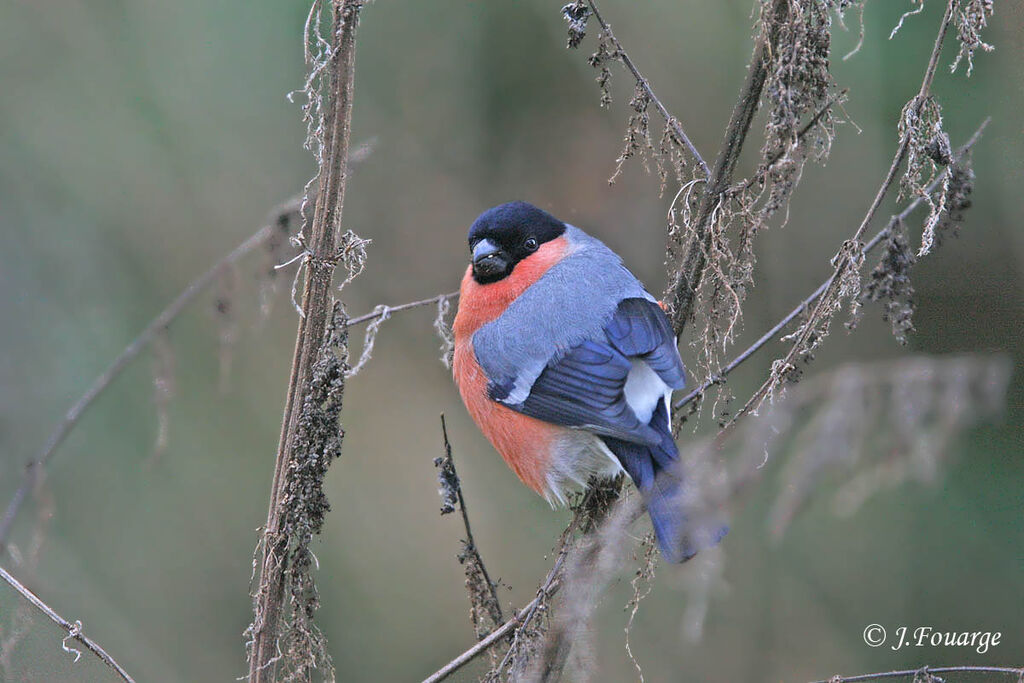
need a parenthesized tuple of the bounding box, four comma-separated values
(452, 201, 726, 562)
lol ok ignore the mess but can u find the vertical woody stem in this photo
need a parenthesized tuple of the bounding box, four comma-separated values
(666, 0, 788, 336)
(247, 2, 363, 680)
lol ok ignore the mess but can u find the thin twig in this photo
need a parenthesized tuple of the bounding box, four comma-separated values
(585, 0, 709, 179)
(808, 665, 1024, 683)
(732, 0, 958, 424)
(348, 291, 458, 327)
(0, 563, 136, 683)
(436, 415, 504, 640)
(0, 202, 294, 554)
(422, 484, 612, 683)
(421, 593, 548, 683)
(674, 120, 988, 411)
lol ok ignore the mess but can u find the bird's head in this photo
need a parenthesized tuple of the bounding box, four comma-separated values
(467, 201, 566, 284)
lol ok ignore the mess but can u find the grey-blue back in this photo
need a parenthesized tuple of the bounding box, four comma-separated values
(471, 225, 655, 405)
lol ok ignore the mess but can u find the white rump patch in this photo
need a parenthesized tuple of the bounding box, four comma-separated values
(623, 359, 671, 424)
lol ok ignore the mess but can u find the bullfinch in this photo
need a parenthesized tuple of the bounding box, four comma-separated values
(452, 201, 727, 562)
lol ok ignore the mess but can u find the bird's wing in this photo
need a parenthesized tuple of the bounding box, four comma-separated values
(490, 297, 685, 446)
(604, 297, 686, 389)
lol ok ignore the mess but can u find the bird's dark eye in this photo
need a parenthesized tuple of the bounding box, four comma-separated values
(524, 237, 538, 251)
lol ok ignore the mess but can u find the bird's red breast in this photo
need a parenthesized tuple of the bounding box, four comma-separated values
(452, 236, 569, 494)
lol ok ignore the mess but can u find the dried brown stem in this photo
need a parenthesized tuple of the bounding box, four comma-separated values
(0, 563, 136, 683)
(666, 0, 789, 335)
(809, 665, 1024, 683)
(247, 1, 363, 680)
(584, 0, 709, 178)
(674, 120, 988, 412)
(732, 0, 958, 424)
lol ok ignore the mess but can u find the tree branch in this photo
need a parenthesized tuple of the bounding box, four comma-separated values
(732, 0, 958, 424)
(0, 563, 136, 683)
(674, 120, 989, 412)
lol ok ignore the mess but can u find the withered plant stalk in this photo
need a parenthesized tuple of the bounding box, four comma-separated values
(666, 0, 789, 335)
(732, 0, 958, 425)
(674, 122, 988, 414)
(247, 1, 363, 680)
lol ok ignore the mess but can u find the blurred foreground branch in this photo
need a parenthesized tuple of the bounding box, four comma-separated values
(0, 564, 135, 683)
(538, 354, 1010, 680)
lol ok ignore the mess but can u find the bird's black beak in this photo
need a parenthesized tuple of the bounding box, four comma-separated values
(472, 238, 510, 281)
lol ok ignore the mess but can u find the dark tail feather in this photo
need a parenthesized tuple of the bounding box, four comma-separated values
(603, 405, 728, 562)
(644, 467, 729, 563)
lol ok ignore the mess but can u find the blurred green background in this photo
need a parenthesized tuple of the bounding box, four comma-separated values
(0, 1, 1020, 681)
